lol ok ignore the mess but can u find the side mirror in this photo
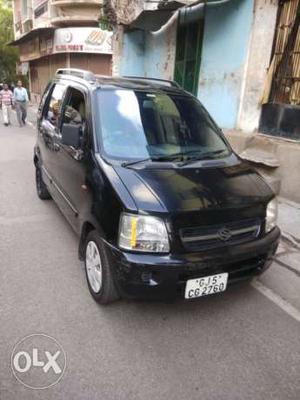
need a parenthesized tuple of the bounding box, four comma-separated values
(61, 123, 81, 149)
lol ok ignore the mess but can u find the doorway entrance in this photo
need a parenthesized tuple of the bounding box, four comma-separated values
(174, 19, 204, 96)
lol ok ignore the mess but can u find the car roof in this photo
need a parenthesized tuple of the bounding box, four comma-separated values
(95, 75, 180, 91)
(55, 69, 187, 95)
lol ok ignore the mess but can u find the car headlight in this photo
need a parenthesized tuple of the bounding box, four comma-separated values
(118, 213, 170, 253)
(266, 198, 278, 233)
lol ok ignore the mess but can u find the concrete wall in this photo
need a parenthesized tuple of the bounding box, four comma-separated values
(144, 17, 177, 80)
(197, 0, 254, 129)
(117, 0, 262, 132)
(237, 0, 278, 132)
(119, 29, 145, 76)
(118, 16, 177, 79)
(112, 0, 144, 24)
(117, 0, 254, 129)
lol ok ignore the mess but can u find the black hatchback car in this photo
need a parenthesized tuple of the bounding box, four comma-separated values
(34, 68, 280, 304)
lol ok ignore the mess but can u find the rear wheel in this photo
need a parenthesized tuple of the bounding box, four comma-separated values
(35, 164, 51, 200)
(84, 230, 119, 304)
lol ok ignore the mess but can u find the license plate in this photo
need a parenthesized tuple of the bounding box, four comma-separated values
(185, 273, 228, 299)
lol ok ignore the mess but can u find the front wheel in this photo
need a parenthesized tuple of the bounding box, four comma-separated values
(84, 231, 119, 304)
(35, 165, 51, 200)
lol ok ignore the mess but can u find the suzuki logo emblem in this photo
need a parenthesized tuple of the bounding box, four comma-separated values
(218, 227, 232, 241)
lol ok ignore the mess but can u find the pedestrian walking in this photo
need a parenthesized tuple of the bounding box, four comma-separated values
(0, 83, 14, 126)
(13, 80, 29, 127)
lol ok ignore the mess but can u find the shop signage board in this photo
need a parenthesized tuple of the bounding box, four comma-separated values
(53, 28, 113, 55)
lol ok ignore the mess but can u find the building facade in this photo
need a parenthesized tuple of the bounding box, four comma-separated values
(12, 0, 112, 102)
(109, 0, 299, 139)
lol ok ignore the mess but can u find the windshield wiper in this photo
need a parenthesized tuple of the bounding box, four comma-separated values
(121, 154, 182, 168)
(121, 157, 151, 168)
(121, 150, 227, 168)
(179, 149, 228, 166)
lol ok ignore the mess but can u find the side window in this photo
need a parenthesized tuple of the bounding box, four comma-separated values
(43, 83, 66, 128)
(38, 82, 51, 113)
(61, 87, 87, 147)
(62, 88, 86, 126)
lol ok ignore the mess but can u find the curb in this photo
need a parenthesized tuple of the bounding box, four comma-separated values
(281, 231, 300, 250)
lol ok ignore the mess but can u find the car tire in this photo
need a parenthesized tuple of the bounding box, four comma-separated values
(35, 164, 51, 200)
(84, 230, 120, 304)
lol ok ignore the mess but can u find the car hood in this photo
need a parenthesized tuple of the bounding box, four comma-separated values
(113, 160, 274, 213)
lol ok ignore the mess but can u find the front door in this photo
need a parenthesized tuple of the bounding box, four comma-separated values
(54, 85, 92, 233)
(174, 19, 204, 96)
(38, 82, 67, 189)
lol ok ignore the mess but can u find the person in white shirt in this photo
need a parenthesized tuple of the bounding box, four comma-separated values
(13, 80, 29, 127)
(0, 83, 14, 126)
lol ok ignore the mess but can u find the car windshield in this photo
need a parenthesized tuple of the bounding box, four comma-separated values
(96, 89, 230, 162)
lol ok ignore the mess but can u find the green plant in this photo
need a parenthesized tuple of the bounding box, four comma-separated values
(0, 0, 20, 84)
(99, 0, 116, 30)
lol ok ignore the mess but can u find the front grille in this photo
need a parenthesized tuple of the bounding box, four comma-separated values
(180, 218, 261, 251)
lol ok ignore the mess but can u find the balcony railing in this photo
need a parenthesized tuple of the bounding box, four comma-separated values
(50, 0, 102, 26)
(22, 18, 33, 33)
(51, 0, 102, 5)
(51, 14, 100, 26)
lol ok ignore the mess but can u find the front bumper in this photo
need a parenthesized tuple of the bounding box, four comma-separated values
(105, 227, 280, 301)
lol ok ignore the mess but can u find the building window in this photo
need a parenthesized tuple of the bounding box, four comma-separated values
(269, 0, 300, 106)
(21, 0, 29, 19)
(34, 2, 48, 19)
(259, 0, 300, 140)
(174, 19, 204, 96)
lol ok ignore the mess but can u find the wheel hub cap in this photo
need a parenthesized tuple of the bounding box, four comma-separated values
(85, 241, 102, 293)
